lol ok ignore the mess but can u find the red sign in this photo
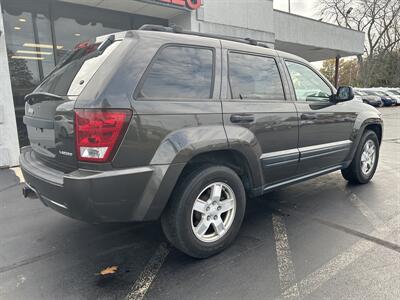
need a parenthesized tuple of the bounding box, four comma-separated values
(158, 0, 201, 10)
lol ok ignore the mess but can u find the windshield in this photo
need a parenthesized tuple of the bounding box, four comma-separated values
(355, 90, 367, 96)
(389, 90, 400, 95)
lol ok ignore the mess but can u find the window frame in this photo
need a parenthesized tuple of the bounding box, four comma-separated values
(284, 59, 335, 103)
(134, 43, 216, 101)
(227, 50, 287, 102)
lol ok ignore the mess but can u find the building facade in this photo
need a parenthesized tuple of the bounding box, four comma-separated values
(0, 0, 365, 167)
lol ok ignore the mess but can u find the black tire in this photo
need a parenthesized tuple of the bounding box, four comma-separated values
(161, 165, 246, 258)
(341, 130, 380, 184)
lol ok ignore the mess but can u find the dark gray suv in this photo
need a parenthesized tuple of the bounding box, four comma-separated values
(20, 26, 383, 258)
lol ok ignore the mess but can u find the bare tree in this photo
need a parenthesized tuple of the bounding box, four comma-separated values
(319, 0, 400, 56)
(318, 0, 400, 86)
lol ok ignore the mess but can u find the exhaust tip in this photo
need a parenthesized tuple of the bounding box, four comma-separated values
(22, 185, 38, 199)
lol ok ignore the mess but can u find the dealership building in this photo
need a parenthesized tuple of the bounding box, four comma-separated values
(0, 0, 364, 167)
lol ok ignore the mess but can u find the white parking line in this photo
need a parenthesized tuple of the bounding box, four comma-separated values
(280, 212, 400, 298)
(126, 243, 169, 300)
(272, 214, 300, 300)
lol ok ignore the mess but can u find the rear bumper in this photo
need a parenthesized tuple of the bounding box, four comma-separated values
(20, 147, 184, 223)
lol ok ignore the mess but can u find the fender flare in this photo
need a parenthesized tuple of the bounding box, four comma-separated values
(142, 125, 264, 220)
(345, 114, 383, 165)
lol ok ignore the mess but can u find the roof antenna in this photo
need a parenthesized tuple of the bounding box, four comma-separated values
(170, 24, 183, 33)
(245, 38, 258, 46)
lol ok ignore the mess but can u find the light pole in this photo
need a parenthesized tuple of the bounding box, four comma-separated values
(288, 0, 291, 13)
(334, 55, 340, 88)
(345, 7, 353, 28)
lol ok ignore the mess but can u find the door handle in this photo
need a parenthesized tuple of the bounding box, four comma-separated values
(230, 114, 255, 123)
(301, 113, 317, 121)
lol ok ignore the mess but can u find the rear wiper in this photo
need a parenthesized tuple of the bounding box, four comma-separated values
(84, 34, 116, 61)
(25, 92, 63, 104)
(98, 34, 115, 52)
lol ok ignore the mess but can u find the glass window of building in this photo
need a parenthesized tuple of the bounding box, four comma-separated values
(2, 0, 55, 146)
(52, 2, 131, 62)
(52, 2, 167, 62)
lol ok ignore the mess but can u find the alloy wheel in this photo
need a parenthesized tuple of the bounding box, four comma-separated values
(361, 139, 376, 176)
(191, 182, 236, 243)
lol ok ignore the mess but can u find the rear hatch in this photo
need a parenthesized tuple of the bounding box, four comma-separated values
(24, 35, 121, 171)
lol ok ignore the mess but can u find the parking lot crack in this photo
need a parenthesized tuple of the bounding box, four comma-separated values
(0, 249, 58, 274)
(276, 207, 400, 254)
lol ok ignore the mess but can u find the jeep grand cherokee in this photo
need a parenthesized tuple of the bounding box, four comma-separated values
(21, 26, 383, 258)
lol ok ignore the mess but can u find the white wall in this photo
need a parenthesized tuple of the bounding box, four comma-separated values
(0, 1, 20, 167)
(200, 0, 274, 32)
(274, 10, 365, 56)
(192, 0, 275, 45)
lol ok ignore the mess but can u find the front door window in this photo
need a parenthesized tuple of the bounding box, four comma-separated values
(286, 61, 332, 102)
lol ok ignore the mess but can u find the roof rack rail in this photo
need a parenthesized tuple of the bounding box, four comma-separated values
(138, 24, 270, 49)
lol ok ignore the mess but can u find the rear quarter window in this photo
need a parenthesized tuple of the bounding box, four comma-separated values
(137, 45, 214, 100)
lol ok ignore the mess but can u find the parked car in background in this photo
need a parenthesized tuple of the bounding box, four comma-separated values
(387, 89, 400, 96)
(363, 90, 396, 106)
(354, 90, 383, 107)
(353, 95, 363, 103)
(380, 90, 400, 105)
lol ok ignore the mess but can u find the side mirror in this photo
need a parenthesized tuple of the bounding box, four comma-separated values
(336, 86, 354, 102)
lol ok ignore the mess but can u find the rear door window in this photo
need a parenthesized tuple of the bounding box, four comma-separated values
(228, 52, 285, 100)
(138, 46, 214, 100)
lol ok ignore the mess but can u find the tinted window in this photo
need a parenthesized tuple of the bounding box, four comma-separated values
(139, 46, 214, 99)
(37, 40, 121, 96)
(286, 61, 332, 102)
(228, 52, 285, 100)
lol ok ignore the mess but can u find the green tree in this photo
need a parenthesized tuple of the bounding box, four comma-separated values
(7, 49, 34, 90)
(320, 59, 336, 84)
(320, 59, 359, 86)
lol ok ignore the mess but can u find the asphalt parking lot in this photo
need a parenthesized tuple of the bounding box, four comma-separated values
(0, 106, 399, 300)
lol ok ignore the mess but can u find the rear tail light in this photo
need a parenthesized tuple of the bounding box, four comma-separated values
(75, 109, 132, 162)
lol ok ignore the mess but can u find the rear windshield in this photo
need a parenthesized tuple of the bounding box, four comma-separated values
(35, 39, 121, 96)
